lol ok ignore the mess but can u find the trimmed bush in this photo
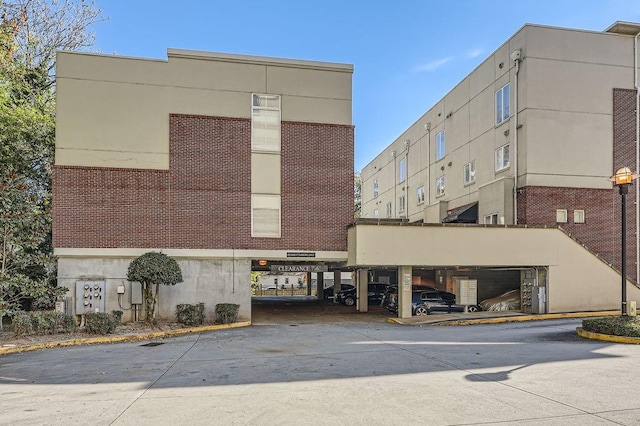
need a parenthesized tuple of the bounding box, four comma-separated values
(215, 303, 239, 324)
(582, 315, 640, 338)
(176, 303, 205, 326)
(85, 311, 122, 335)
(12, 311, 77, 336)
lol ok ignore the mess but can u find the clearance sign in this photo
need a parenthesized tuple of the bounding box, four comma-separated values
(270, 264, 328, 273)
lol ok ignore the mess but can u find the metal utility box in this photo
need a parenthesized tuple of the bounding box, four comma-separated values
(627, 301, 637, 316)
(531, 284, 546, 314)
(75, 281, 106, 314)
(130, 281, 143, 305)
(456, 279, 478, 306)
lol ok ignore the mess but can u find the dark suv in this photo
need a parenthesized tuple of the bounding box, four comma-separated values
(335, 283, 389, 306)
(380, 285, 437, 310)
(386, 290, 480, 316)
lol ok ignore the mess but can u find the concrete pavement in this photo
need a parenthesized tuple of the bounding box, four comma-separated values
(1, 318, 640, 425)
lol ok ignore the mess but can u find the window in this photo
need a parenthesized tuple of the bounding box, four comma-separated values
(495, 83, 510, 125)
(373, 208, 379, 218)
(556, 209, 568, 223)
(373, 178, 379, 198)
(399, 158, 406, 183)
(251, 94, 281, 152)
(436, 131, 445, 161)
(495, 144, 510, 172)
(436, 176, 445, 197)
(399, 195, 406, 212)
(484, 213, 498, 224)
(574, 210, 585, 224)
(386, 202, 392, 217)
(252, 194, 281, 237)
(417, 186, 425, 204)
(464, 161, 476, 185)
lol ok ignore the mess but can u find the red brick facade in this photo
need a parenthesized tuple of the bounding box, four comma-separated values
(53, 114, 354, 251)
(518, 88, 638, 281)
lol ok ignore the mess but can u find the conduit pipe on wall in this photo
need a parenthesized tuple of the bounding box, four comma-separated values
(512, 50, 521, 225)
(635, 31, 640, 282)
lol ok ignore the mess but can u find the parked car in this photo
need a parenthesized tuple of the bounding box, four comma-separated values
(335, 283, 389, 306)
(387, 290, 480, 316)
(380, 284, 438, 310)
(479, 289, 521, 311)
(323, 284, 355, 299)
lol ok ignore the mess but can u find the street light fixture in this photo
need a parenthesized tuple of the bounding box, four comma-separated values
(609, 167, 640, 315)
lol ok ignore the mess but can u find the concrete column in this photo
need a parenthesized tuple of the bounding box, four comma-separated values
(334, 271, 342, 294)
(356, 269, 369, 312)
(306, 272, 312, 296)
(316, 272, 324, 300)
(398, 266, 413, 319)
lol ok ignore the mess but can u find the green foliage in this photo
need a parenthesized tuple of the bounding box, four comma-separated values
(176, 303, 205, 326)
(12, 310, 77, 336)
(127, 252, 183, 287)
(84, 311, 122, 335)
(0, 0, 102, 329)
(127, 252, 183, 322)
(215, 303, 239, 324)
(354, 172, 361, 219)
(250, 271, 262, 295)
(582, 316, 640, 338)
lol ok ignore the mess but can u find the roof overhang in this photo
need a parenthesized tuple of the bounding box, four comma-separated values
(604, 21, 640, 35)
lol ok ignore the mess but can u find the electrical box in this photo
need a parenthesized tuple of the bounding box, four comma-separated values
(130, 281, 143, 305)
(627, 301, 637, 316)
(116, 285, 125, 294)
(75, 281, 106, 314)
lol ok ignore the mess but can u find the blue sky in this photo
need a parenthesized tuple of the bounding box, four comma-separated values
(91, 1, 640, 171)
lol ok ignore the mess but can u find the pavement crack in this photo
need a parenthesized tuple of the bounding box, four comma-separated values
(108, 334, 201, 425)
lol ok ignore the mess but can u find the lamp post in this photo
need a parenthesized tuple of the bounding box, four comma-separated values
(610, 167, 639, 316)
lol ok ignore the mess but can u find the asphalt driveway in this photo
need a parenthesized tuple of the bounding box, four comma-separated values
(1, 318, 639, 425)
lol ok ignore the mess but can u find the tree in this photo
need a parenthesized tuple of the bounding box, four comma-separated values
(0, 0, 102, 326)
(354, 172, 362, 218)
(127, 252, 183, 322)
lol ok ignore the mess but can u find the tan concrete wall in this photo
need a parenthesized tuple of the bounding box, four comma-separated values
(56, 50, 353, 169)
(360, 23, 637, 221)
(57, 257, 252, 322)
(347, 223, 640, 313)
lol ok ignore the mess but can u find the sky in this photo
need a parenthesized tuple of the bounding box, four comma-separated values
(89, 0, 640, 171)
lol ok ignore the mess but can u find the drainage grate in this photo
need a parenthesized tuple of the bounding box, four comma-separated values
(140, 342, 165, 347)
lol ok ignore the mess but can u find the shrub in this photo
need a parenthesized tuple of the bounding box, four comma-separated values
(12, 312, 33, 336)
(11, 311, 77, 336)
(85, 311, 122, 335)
(215, 303, 239, 324)
(176, 303, 205, 326)
(582, 315, 640, 338)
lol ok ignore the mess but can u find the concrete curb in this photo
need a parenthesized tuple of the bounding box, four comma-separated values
(0, 321, 252, 356)
(386, 311, 619, 326)
(576, 327, 640, 344)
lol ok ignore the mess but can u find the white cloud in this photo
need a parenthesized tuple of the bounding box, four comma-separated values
(467, 48, 484, 58)
(412, 56, 453, 72)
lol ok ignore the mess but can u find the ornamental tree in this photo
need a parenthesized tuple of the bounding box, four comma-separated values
(126, 252, 183, 322)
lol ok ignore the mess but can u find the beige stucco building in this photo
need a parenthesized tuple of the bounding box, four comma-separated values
(355, 22, 640, 317)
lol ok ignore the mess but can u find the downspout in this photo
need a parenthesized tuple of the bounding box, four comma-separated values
(512, 50, 521, 225)
(635, 31, 640, 282)
(392, 150, 397, 217)
(405, 139, 410, 218)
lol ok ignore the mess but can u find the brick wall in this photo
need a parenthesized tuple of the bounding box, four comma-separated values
(519, 88, 638, 281)
(53, 114, 354, 251)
